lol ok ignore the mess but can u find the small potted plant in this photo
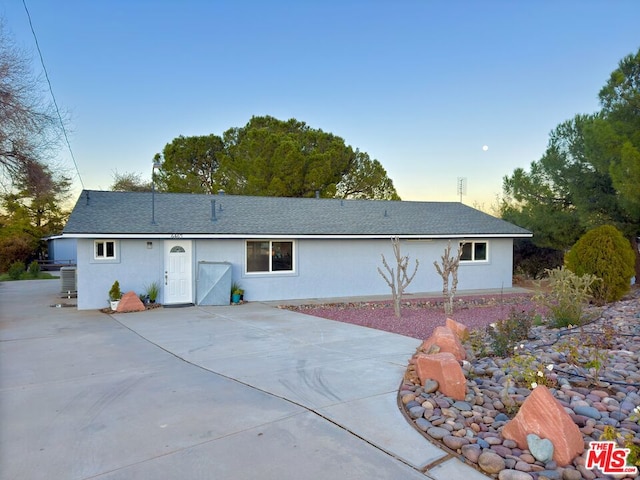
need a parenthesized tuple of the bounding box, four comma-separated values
(145, 281, 160, 304)
(230, 281, 244, 304)
(109, 280, 122, 310)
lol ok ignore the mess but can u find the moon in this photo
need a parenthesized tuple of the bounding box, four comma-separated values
(482, 145, 489, 151)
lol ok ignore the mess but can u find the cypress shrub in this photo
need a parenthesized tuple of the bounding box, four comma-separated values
(564, 225, 635, 303)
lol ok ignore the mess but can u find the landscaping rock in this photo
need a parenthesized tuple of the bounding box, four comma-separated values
(420, 326, 467, 361)
(446, 317, 470, 341)
(526, 433, 553, 463)
(478, 451, 506, 474)
(497, 470, 533, 480)
(414, 352, 466, 400)
(502, 385, 583, 466)
(116, 291, 146, 312)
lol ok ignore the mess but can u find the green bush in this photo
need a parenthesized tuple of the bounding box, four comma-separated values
(109, 280, 122, 301)
(486, 308, 534, 357)
(535, 267, 598, 328)
(28, 260, 40, 278)
(144, 281, 159, 303)
(0, 236, 35, 272)
(564, 225, 635, 304)
(7, 261, 26, 280)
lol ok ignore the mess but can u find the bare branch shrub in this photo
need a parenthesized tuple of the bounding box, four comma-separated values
(433, 241, 464, 315)
(377, 236, 419, 317)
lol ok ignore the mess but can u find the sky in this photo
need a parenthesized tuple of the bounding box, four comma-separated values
(2, 0, 639, 209)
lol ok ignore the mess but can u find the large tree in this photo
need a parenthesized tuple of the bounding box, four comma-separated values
(152, 116, 400, 200)
(0, 20, 60, 185)
(154, 134, 225, 194)
(0, 20, 70, 270)
(0, 161, 71, 268)
(335, 150, 400, 200)
(219, 116, 354, 198)
(110, 171, 152, 192)
(502, 48, 640, 278)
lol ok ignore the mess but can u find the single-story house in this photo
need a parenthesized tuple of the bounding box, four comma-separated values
(43, 235, 77, 267)
(62, 190, 532, 310)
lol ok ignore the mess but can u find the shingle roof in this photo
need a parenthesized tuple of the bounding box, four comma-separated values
(63, 190, 531, 238)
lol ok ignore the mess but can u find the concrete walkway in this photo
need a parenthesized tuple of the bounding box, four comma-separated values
(0, 280, 493, 480)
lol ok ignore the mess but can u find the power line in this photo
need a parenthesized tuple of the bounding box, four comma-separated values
(21, 0, 85, 189)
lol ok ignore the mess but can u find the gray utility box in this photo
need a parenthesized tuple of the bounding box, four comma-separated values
(60, 266, 77, 293)
(196, 262, 232, 305)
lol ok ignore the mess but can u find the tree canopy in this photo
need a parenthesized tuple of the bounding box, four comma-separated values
(501, 47, 640, 277)
(0, 20, 61, 184)
(152, 116, 400, 200)
(154, 134, 225, 194)
(110, 171, 152, 192)
(0, 20, 71, 270)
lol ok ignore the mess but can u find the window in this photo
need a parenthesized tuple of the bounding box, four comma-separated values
(246, 240, 294, 273)
(460, 241, 487, 262)
(94, 240, 117, 259)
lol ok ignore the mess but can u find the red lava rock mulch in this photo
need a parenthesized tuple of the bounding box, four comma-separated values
(286, 293, 538, 339)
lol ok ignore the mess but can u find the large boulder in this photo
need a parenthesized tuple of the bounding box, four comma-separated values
(446, 317, 469, 341)
(116, 291, 146, 313)
(414, 352, 466, 401)
(419, 326, 466, 361)
(502, 385, 583, 466)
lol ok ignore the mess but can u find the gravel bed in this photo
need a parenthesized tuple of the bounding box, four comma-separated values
(286, 293, 537, 339)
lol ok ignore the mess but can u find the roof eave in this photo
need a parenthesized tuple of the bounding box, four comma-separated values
(59, 232, 533, 240)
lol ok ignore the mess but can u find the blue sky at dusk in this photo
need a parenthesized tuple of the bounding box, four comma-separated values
(2, 1, 639, 208)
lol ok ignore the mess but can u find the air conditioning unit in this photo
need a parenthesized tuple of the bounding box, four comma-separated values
(60, 266, 77, 294)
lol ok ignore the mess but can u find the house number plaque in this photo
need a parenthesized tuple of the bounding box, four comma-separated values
(170, 233, 183, 239)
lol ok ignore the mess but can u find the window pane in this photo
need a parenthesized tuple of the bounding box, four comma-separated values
(460, 243, 472, 261)
(106, 241, 115, 258)
(96, 242, 104, 258)
(272, 241, 293, 271)
(474, 242, 487, 261)
(247, 241, 270, 272)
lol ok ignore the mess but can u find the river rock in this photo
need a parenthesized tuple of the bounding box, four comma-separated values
(497, 470, 533, 480)
(478, 451, 506, 474)
(426, 426, 449, 440)
(527, 434, 554, 463)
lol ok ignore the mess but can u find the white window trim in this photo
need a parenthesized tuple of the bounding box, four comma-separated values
(94, 240, 118, 260)
(459, 240, 489, 263)
(245, 239, 296, 275)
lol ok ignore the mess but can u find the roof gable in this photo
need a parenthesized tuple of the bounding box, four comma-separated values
(63, 190, 531, 238)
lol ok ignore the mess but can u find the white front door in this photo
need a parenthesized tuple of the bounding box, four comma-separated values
(163, 240, 193, 305)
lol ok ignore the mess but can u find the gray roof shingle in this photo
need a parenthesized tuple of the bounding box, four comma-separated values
(63, 190, 531, 237)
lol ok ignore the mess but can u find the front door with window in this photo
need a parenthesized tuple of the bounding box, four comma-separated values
(163, 240, 193, 305)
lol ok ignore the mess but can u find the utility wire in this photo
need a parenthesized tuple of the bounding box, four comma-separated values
(22, 0, 85, 189)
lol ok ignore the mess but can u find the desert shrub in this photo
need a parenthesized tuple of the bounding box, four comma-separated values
(7, 261, 26, 280)
(28, 260, 40, 278)
(534, 267, 598, 328)
(513, 239, 563, 279)
(564, 225, 635, 304)
(486, 308, 534, 357)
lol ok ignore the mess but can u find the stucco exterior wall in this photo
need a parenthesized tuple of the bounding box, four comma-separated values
(47, 238, 77, 264)
(76, 238, 164, 310)
(76, 237, 514, 310)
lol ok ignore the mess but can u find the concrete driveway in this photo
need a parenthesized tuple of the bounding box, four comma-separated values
(0, 280, 489, 480)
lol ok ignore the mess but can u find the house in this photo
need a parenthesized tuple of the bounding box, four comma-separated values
(62, 190, 532, 310)
(43, 235, 77, 268)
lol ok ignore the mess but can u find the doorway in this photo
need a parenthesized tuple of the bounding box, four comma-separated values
(163, 240, 193, 305)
